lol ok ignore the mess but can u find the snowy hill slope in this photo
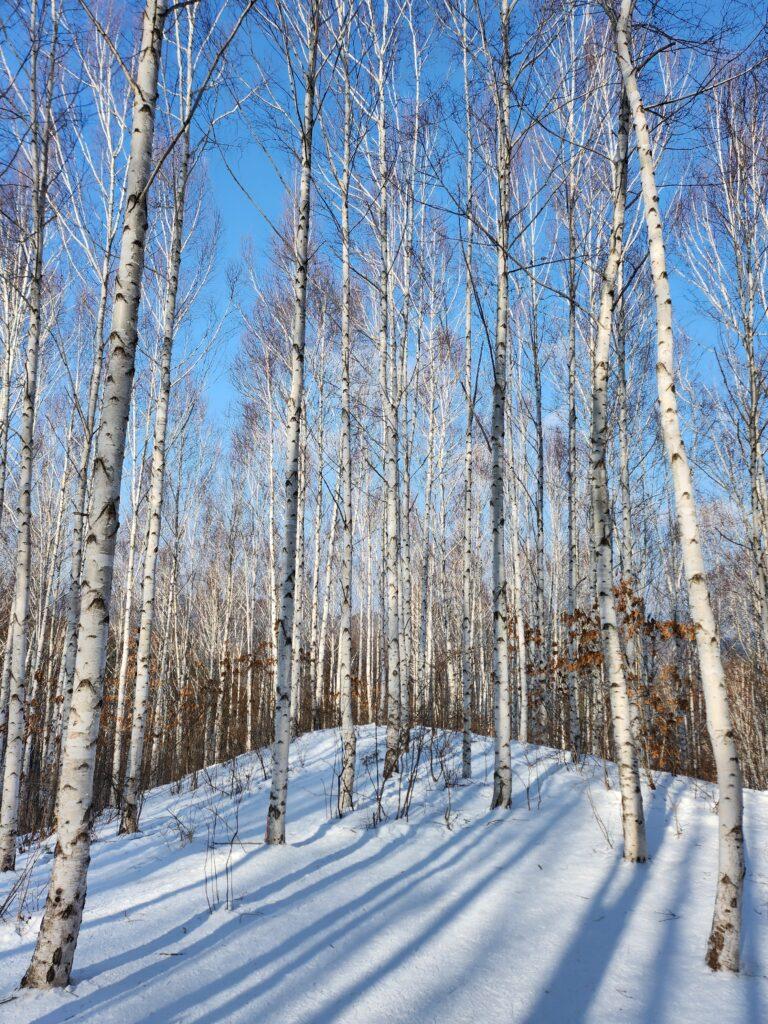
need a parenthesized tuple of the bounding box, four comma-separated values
(0, 726, 766, 1023)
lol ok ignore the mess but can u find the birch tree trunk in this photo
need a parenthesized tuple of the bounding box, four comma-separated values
(460, 8, 474, 778)
(22, 0, 167, 987)
(374, 0, 402, 781)
(265, 2, 320, 844)
(289, 414, 307, 732)
(120, 110, 192, 834)
(0, 251, 24, 545)
(23, 411, 73, 793)
(590, 88, 647, 863)
(61, 148, 125, 769)
(365, 533, 373, 719)
(417, 349, 436, 721)
(338, 21, 356, 813)
(0, 1, 59, 872)
(747, 341, 768, 650)
(531, 308, 546, 739)
(395, 60, 421, 748)
(0, 187, 28, 772)
(616, 267, 644, 749)
(565, 64, 581, 760)
(0, 619, 13, 769)
(308, 349, 325, 728)
(266, 358, 278, 699)
(490, 0, 512, 810)
(110, 453, 143, 799)
(508, 338, 529, 744)
(316, 479, 340, 724)
(612, 0, 744, 970)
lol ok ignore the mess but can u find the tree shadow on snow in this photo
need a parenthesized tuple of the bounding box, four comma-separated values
(142, 787, 580, 1023)
(25, 781, 579, 1024)
(520, 777, 718, 1024)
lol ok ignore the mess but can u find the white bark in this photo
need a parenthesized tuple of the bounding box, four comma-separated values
(315, 479, 340, 723)
(23, 412, 73, 792)
(490, 0, 512, 810)
(0, 1, 59, 872)
(59, 57, 127, 768)
(110, 455, 143, 800)
(0, 618, 13, 768)
(509, 381, 528, 743)
(289, 415, 307, 732)
(265, 3, 320, 844)
(372, 0, 401, 780)
(23, 0, 166, 987)
(460, 9, 474, 777)
(613, 0, 744, 970)
(531, 305, 546, 739)
(120, 112, 191, 833)
(590, 88, 647, 863)
(417, 340, 436, 721)
(564, 29, 581, 759)
(338, 21, 355, 813)
(308, 341, 326, 728)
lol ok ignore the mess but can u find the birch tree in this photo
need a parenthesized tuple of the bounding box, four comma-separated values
(486, 0, 513, 809)
(0, 0, 60, 873)
(589, 87, 647, 862)
(610, 0, 745, 971)
(120, 5, 196, 834)
(265, 0, 322, 845)
(368, 0, 403, 782)
(22, 0, 168, 987)
(53, 12, 131, 773)
(336, 0, 356, 814)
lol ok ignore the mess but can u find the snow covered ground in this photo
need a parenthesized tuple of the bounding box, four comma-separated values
(0, 726, 766, 1023)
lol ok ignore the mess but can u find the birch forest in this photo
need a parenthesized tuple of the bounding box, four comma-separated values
(0, 0, 767, 1019)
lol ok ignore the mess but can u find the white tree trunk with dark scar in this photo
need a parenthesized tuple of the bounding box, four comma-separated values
(613, 0, 744, 971)
(590, 89, 647, 863)
(289, 418, 307, 732)
(376, 0, 401, 781)
(338, 19, 356, 813)
(265, 5, 319, 845)
(0, 3, 58, 873)
(490, 0, 512, 810)
(120, 121, 190, 834)
(460, 7, 474, 779)
(110, 485, 141, 799)
(22, 0, 166, 988)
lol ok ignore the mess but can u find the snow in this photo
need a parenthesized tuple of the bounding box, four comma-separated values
(0, 726, 766, 1023)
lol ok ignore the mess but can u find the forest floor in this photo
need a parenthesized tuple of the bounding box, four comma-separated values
(0, 725, 766, 1023)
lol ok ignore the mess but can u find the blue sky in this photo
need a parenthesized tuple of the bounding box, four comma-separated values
(194, 2, 739, 457)
(201, 139, 284, 421)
